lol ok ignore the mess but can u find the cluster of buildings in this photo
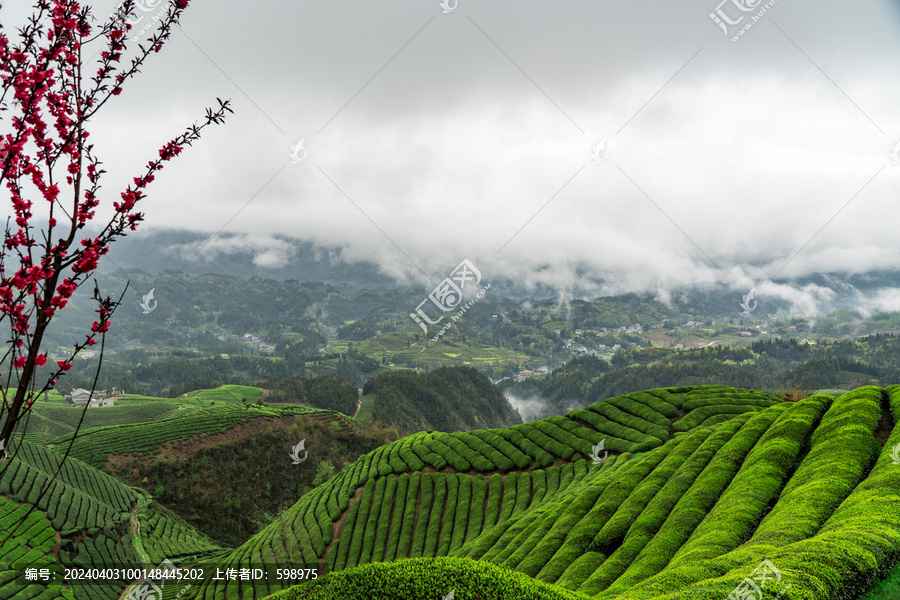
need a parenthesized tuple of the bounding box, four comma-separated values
(557, 324, 644, 338)
(65, 387, 119, 407)
(494, 366, 553, 383)
(244, 333, 276, 352)
(555, 323, 651, 357)
(516, 366, 551, 380)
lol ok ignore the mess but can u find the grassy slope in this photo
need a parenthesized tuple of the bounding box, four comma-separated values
(13, 390, 221, 447)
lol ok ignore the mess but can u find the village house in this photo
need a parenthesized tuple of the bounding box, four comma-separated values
(65, 387, 118, 407)
(516, 370, 534, 382)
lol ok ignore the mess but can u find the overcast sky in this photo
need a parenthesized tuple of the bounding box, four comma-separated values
(4, 0, 900, 311)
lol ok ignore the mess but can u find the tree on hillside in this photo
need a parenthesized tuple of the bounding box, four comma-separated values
(366, 366, 521, 435)
(308, 373, 358, 416)
(0, 0, 230, 544)
(262, 373, 359, 416)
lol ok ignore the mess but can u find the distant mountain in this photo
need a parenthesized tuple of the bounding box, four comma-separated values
(91, 227, 900, 321)
(100, 228, 398, 287)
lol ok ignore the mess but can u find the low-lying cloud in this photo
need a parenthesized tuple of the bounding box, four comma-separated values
(167, 234, 297, 269)
(4, 0, 900, 309)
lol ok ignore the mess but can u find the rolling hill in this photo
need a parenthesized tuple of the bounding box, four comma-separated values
(0, 438, 223, 600)
(253, 384, 900, 600)
(181, 384, 896, 600)
(4, 384, 900, 599)
(48, 402, 358, 471)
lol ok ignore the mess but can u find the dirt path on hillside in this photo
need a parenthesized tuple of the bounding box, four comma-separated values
(118, 495, 152, 600)
(351, 399, 362, 419)
(130, 497, 152, 565)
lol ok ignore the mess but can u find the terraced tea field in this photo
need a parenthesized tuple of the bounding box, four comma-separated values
(16, 399, 194, 446)
(0, 440, 224, 600)
(0, 496, 71, 600)
(181, 384, 266, 404)
(49, 402, 358, 470)
(139, 503, 223, 565)
(4, 384, 900, 600)
(254, 384, 898, 600)
(186, 384, 889, 600)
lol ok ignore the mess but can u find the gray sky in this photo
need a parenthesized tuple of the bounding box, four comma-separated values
(5, 0, 900, 312)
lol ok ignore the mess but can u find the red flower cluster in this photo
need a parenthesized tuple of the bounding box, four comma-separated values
(0, 0, 229, 451)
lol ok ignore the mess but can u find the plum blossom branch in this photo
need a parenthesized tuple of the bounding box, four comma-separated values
(0, 0, 230, 487)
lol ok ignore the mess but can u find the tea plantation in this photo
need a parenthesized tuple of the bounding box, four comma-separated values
(0, 440, 223, 600)
(48, 402, 358, 470)
(173, 384, 900, 600)
(17, 400, 191, 447)
(252, 384, 899, 600)
(178, 383, 875, 600)
(4, 384, 900, 600)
